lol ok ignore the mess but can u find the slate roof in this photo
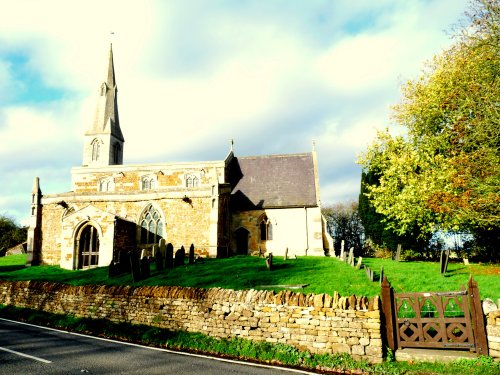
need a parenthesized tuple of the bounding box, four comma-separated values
(229, 153, 318, 210)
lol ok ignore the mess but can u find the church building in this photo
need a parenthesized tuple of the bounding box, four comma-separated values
(26, 45, 331, 270)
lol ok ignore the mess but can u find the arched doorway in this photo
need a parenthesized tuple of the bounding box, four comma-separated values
(76, 223, 100, 269)
(235, 227, 249, 255)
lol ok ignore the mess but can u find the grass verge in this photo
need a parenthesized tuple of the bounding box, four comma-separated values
(0, 305, 498, 375)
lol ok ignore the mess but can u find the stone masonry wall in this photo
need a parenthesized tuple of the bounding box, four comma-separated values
(0, 281, 382, 363)
(486, 310, 500, 359)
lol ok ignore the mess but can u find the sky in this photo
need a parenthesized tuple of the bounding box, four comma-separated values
(0, 0, 469, 226)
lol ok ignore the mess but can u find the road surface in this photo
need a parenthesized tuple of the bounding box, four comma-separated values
(0, 318, 313, 374)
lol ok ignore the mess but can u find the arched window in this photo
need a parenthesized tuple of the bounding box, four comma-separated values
(139, 205, 163, 245)
(91, 139, 100, 161)
(98, 178, 114, 192)
(259, 215, 272, 241)
(141, 176, 156, 190)
(186, 175, 199, 188)
(76, 223, 99, 269)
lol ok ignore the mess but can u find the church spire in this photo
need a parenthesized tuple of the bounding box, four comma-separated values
(83, 44, 124, 166)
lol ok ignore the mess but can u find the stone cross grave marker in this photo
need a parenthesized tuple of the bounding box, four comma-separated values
(174, 246, 185, 267)
(166, 243, 174, 268)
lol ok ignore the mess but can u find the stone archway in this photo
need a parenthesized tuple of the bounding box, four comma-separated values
(235, 227, 249, 255)
(75, 223, 100, 269)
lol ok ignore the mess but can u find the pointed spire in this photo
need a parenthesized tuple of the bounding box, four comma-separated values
(82, 44, 125, 166)
(85, 43, 124, 142)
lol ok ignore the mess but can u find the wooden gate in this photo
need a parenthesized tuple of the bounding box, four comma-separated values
(381, 276, 488, 355)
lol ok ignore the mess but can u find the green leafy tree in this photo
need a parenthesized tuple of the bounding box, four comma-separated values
(358, 0, 500, 249)
(0, 215, 27, 255)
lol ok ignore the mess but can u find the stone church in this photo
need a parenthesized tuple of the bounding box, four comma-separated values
(26, 45, 332, 270)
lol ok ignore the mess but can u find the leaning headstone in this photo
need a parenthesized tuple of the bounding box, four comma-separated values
(189, 244, 195, 264)
(166, 243, 174, 268)
(130, 250, 141, 282)
(266, 253, 273, 271)
(140, 256, 150, 279)
(356, 256, 363, 270)
(155, 246, 164, 271)
(379, 266, 384, 286)
(174, 246, 185, 267)
(395, 244, 402, 261)
(440, 249, 450, 274)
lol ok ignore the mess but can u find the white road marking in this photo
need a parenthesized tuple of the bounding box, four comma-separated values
(0, 318, 313, 374)
(0, 345, 52, 364)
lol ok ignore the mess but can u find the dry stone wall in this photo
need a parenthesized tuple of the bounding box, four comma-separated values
(486, 309, 500, 359)
(0, 281, 382, 363)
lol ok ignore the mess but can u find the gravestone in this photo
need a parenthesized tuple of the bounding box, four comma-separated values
(155, 245, 164, 271)
(189, 244, 195, 265)
(348, 247, 354, 266)
(463, 258, 469, 266)
(174, 246, 185, 267)
(440, 249, 450, 274)
(166, 243, 174, 268)
(365, 266, 374, 282)
(108, 260, 120, 277)
(395, 244, 402, 261)
(119, 250, 131, 273)
(379, 266, 384, 286)
(159, 239, 166, 258)
(340, 240, 345, 260)
(130, 250, 142, 282)
(284, 248, 288, 261)
(140, 256, 150, 279)
(356, 256, 363, 270)
(140, 248, 148, 260)
(266, 253, 273, 271)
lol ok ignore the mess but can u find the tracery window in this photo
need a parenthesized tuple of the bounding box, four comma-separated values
(91, 139, 101, 161)
(139, 204, 163, 245)
(259, 215, 273, 241)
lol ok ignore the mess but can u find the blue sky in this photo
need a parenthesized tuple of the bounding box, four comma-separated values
(0, 0, 468, 225)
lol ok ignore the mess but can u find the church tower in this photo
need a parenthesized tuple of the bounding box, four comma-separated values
(82, 44, 124, 166)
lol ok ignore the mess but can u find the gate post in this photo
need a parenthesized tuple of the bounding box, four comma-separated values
(468, 276, 488, 355)
(381, 276, 397, 351)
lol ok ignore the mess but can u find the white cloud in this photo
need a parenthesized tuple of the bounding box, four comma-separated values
(0, 0, 470, 223)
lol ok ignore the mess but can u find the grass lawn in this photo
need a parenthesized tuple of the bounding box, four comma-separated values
(1, 253, 498, 299)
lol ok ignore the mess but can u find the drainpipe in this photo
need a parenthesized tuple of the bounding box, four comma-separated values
(305, 206, 309, 255)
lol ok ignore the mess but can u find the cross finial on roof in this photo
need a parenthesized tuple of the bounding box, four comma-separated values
(230, 139, 234, 152)
(312, 139, 316, 152)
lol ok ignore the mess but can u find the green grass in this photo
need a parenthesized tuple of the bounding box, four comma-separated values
(0, 304, 498, 375)
(0, 254, 498, 299)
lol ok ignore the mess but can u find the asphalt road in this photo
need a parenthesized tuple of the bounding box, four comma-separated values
(0, 318, 312, 375)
